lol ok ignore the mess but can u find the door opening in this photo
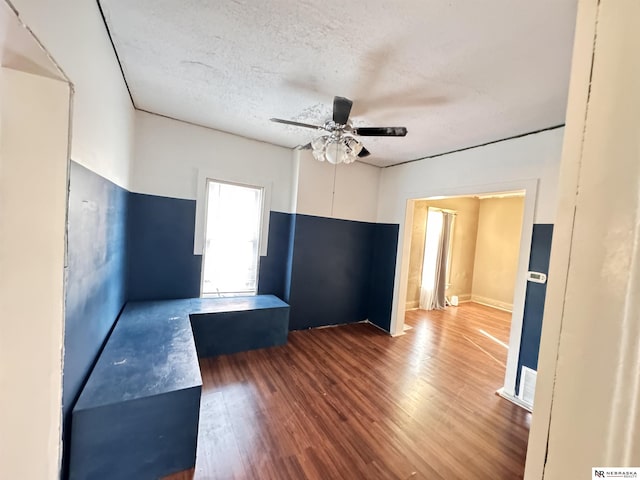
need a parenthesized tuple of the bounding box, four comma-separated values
(397, 184, 538, 411)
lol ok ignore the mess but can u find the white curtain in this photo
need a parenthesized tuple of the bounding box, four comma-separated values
(419, 209, 454, 310)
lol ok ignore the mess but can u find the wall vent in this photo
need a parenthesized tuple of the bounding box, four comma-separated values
(518, 366, 537, 408)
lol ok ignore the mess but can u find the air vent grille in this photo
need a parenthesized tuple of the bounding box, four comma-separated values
(518, 366, 537, 407)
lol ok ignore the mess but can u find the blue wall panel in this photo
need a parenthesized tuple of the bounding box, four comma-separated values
(283, 213, 296, 303)
(257, 211, 294, 300)
(64, 161, 128, 475)
(516, 224, 554, 391)
(287, 214, 375, 330)
(128, 193, 202, 300)
(368, 223, 400, 332)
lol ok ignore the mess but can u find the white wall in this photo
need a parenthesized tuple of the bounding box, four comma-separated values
(133, 110, 295, 255)
(294, 149, 381, 223)
(377, 128, 564, 336)
(0, 67, 70, 480)
(527, 0, 640, 477)
(133, 110, 293, 203)
(133, 112, 382, 256)
(11, 0, 135, 188)
(378, 128, 563, 225)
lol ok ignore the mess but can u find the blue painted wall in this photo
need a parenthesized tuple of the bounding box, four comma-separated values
(127, 193, 202, 300)
(257, 211, 294, 300)
(516, 224, 554, 391)
(124, 196, 400, 330)
(65, 185, 400, 436)
(127, 200, 296, 301)
(368, 223, 400, 331)
(63, 161, 128, 475)
(262, 213, 399, 332)
(283, 214, 297, 302)
(287, 214, 374, 329)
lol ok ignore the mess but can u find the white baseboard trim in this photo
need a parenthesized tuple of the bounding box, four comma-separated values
(407, 295, 472, 310)
(496, 387, 532, 412)
(457, 294, 472, 303)
(405, 300, 419, 310)
(471, 295, 513, 313)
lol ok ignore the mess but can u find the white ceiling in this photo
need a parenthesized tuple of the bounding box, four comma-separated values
(99, 0, 577, 167)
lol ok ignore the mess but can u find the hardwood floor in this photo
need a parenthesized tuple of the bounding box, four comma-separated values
(165, 303, 530, 479)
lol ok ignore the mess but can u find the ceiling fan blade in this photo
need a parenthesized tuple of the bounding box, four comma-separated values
(270, 118, 322, 130)
(358, 146, 371, 158)
(353, 127, 407, 137)
(333, 96, 353, 125)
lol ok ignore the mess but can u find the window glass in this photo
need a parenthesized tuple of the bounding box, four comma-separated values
(201, 180, 263, 296)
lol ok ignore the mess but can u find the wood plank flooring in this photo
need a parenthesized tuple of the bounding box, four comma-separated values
(165, 303, 530, 479)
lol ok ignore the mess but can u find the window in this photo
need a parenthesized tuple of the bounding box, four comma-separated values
(201, 180, 263, 296)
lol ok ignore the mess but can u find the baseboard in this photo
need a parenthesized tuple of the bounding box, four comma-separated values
(364, 320, 394, 336)
(314, 320, 368, 330)
(405, 300, 419, 310)
(448, 293, 472, 306)
(471, 295, 513, 313)
(496, 387, 532, 412)
(407, 295, 471, 309)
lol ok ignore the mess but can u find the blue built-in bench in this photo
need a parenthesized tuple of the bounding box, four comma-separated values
(70, 295, 290, 480)
(189, 295, 290, 357)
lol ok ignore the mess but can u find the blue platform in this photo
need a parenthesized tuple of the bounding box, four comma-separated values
(69, 300, 202, 480)
(189, 295, 290, 357)
(69, 295, 289, 480)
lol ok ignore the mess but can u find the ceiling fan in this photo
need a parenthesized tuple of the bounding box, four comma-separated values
(270, 96, 407, 164)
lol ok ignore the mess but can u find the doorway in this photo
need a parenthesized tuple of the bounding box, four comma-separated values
(392, 180, 538, 405)
(406, 192, 525, 312)
(404, 192, 526, 390)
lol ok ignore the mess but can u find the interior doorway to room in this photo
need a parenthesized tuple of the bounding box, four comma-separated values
(403, 191, 532, 405)
(406, 192, 525, 313)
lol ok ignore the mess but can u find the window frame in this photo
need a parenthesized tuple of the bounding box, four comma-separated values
(200, 178, 265, 298)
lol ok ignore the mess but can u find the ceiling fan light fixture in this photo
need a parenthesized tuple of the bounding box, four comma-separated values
(271, 96, 407, 165)
(311, 132, 363, 165)
(324, 140, 343, 165)
(311, 132, 329, 150)
(311, 132, 329, 162)
(343, 135, 363, 159)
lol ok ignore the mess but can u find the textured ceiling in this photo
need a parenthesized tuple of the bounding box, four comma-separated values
(99, 0, 577, 167)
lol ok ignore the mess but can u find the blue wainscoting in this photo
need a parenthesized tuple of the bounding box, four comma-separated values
(127, 193, 202, 300)
(257, 211, 294, 300)
(127, 201, 295, 301)
(287, 214, 376, 330)
(368, 223, 400, 332)
(63, 174, 400, 479)
(124, 201, 399, 332)
(516, 224, 554, 392)
(63, 161, 129, 475)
